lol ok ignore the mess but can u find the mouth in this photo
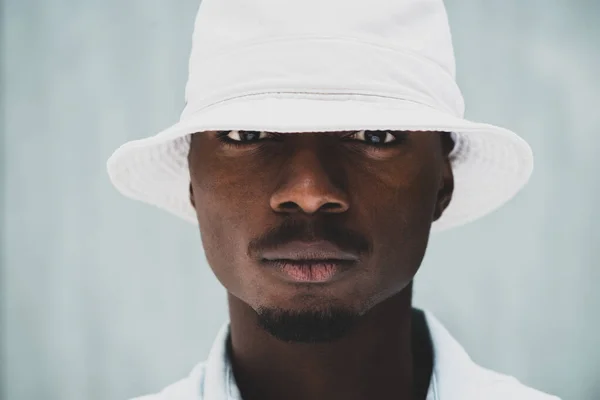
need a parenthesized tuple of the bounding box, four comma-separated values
(259, 241, 360, 283)
(261, 240, 360, 261)
(261, 259, 356, 283)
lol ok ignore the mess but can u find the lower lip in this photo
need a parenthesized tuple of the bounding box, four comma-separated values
(265, 260, 353, 283)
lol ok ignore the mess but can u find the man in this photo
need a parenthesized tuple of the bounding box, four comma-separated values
(107, 0, 560, 399)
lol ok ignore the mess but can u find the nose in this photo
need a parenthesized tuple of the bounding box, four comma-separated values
(270, 146, 350, 215)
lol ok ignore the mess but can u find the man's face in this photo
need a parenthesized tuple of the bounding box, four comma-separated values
(188, 130, 453, 342)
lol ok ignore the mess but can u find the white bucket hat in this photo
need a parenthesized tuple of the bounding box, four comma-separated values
(107, 0, 533, 232)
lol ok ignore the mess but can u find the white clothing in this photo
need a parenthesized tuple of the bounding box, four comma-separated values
(132, 310, 560, 400)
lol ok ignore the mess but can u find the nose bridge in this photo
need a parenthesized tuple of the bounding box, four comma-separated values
(270, 141, 349, 214)
(290, 142, 332, 180)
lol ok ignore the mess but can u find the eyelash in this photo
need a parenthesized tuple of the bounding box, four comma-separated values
(215, 131, 278, 147)
(215, 131, 407, 148)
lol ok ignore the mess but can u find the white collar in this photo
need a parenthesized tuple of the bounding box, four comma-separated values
(161, 309, 557, 400)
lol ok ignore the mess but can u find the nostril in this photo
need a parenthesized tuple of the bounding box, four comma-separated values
(320, 203, 344, 212)
(278, 201, 299, 212)
(274, 200, 347, 214)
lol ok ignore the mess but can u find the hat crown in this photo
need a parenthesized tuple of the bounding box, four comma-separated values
(192, 0, 456, 75)
(182, 0, 464, 119)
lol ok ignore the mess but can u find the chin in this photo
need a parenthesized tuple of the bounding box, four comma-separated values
(255, 301, 361, 343)
(255, 289, 362, 314)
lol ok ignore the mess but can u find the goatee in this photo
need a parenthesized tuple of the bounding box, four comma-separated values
(256, 306, 359, 343)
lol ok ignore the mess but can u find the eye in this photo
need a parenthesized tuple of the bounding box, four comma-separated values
(222, 130, 268, 142)
(351, 130, 397, 145)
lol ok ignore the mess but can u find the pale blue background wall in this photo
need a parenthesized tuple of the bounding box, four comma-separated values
(2, 1, 599, 399)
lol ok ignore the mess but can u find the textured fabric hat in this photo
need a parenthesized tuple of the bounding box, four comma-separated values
(107, 0, 533, 232)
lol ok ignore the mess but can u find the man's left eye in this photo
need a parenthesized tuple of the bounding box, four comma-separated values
(227, 130, 268, 141)
(352, 130, 397, 144)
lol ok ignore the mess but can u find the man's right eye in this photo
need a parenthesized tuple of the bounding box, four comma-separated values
(217, 130, 268, 142)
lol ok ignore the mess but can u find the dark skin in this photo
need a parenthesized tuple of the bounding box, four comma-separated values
(188, 130, 454, 400)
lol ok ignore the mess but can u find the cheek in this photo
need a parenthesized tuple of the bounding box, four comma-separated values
(396, 161, 441, 229)
(192, 151, 268, 227)
(194, 198, 239, 289)
(190, 159, 273, 295)
(354, 157, 440, 290)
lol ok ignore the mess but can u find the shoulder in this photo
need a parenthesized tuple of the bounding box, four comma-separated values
(421, 309, 560, 400)
(471, 365, 561, 400)
(128, 363, 207, 400)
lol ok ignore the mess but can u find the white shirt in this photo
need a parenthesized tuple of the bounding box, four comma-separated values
(132, 310, 560, 400)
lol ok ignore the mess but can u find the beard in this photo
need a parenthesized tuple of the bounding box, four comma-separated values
(256, 305, 360, 343)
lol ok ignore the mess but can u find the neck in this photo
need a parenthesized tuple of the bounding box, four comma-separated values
(227, 285, 430, 400)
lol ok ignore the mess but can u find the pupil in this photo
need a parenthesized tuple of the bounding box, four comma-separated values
(366, 132, 382, 143)
(242, 131, 260, 141)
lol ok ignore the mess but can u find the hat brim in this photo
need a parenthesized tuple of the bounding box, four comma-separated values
(107, 94, 533, 232)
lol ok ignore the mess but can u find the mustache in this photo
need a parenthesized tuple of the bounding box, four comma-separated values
(247, 218, 371, 259)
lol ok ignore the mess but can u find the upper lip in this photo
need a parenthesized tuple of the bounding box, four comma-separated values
(261, 240, 360, 261)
